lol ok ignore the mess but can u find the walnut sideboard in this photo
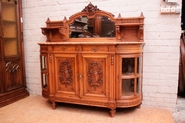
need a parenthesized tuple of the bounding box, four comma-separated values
(38, 3, 145, 117)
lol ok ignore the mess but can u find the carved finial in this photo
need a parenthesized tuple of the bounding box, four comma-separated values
(140, 12, 144, 18)
(63, 16, 67, 21)
(46, 18, 50, 22)
(118, 13, 122, 18)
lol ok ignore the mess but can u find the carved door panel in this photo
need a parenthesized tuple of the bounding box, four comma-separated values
(53, 54, 80, 98)
(4, 60, 23, 91)
(80, 54, 111, 100)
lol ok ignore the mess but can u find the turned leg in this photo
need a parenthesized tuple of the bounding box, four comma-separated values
(52, 101, 56, 109)
(137, 103, 141, 109)
(110, 109, 116, 117)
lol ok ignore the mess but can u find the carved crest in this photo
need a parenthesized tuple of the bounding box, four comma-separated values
(88, 61, 103, 90)
(82, 2, 100, 16)
(59, 60, 73, 87)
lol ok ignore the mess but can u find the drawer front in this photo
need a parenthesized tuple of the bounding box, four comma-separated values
(82, 45, 109, 52)
(40, 46, 48, 52)
(53, 46, 76, 51)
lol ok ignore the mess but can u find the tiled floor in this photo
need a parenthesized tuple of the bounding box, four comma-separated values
(172, 96, 185, 123)
(0, 95, 175, 123)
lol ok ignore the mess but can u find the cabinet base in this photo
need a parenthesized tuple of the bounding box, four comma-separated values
(0, 88, 29, 108)
(46, 97, 142, 117)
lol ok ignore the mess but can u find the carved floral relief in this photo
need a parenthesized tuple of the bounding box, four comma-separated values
(59, 60, 73, 88)
(87, 61, 103, 91)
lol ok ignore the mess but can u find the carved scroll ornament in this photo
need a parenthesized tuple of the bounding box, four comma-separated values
(5, 61, 19, 73)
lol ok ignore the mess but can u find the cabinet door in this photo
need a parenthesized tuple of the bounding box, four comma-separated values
(53, 54, 80, 98)
(0, 0, 25, 92)
(80, 54, 111, 101)
(116, 54, 143, 99)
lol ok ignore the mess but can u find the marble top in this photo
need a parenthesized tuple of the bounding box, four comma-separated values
(38, 42, 145, 45)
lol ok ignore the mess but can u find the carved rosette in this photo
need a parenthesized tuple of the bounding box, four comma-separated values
(87, 61, 103, 91)
(59, 60, 73, 88)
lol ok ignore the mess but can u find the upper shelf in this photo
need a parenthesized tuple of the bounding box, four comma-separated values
(41, 2, 144, 42)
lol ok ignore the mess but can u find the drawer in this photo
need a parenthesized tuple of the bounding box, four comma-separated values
(40, 46, 48, 52)
(82, 45, 110, 52)
(52, 46, 76, 51)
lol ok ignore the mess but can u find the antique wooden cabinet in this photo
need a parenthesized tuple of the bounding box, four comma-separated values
(39, 3, 144, 117)
(0, 0, 29, 107)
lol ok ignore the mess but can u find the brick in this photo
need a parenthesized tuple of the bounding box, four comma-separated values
(143, 73, 159, 79)
(159, 46, 179, 53)
(143, 85, 158, 92)
(164, 98, 177, 103)
(159, 73, 178, 80)
(158, 86, 178, 93)
(147, 79, 168, 86)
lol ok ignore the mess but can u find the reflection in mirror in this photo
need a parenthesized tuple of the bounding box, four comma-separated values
(69, 16, 115, 38)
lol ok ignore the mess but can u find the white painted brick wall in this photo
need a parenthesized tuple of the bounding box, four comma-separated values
(22, 0, 181, 108)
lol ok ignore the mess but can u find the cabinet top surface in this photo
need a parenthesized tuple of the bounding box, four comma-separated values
(38, 41, 145, 45)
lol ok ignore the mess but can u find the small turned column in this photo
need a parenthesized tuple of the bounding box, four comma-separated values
(108, 101, 116, 117)
(137, 103, 142, 109)
(52, 101, 56, 109)
(110, 109, 116, 117)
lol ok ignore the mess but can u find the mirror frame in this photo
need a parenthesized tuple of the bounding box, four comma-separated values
(41, 3, 144, 42)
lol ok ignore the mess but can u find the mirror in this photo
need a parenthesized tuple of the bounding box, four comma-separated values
(69, 16, 115, 38)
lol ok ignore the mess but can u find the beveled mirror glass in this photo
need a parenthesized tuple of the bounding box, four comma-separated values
(69, 16, 115, 38)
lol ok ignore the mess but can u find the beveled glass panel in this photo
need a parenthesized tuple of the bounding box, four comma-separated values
(122, 58, 135, 75)
(42, 73, 48, 88)
(137, 57, 142, 74)
(69, 16, 115, 38)
(122, 79, 134, 96)
(4, 39, 18, 56)
(41, 56, 47, 70)
(136, 77, 141, 94)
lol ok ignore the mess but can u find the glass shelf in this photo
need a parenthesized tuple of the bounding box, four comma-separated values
(3, 20, 16, 23)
